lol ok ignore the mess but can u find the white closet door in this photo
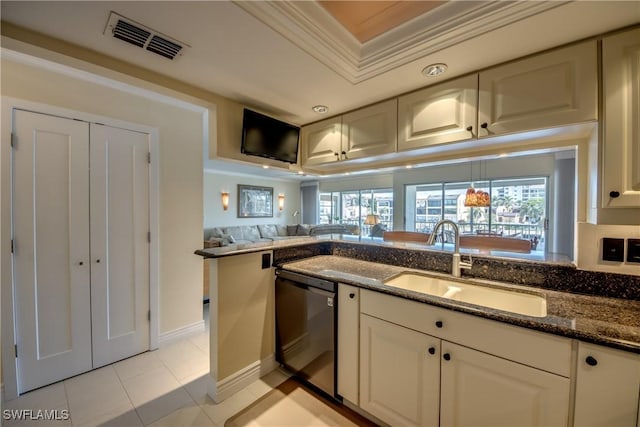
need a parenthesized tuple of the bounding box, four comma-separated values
(12, 109, 92, 393)
(90, 124, 150, 367)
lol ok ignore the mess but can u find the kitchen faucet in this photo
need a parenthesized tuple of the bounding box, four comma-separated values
(426, 219, 472, 277)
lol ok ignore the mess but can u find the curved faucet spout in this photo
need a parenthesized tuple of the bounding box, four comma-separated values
(427, 219, 470, 277)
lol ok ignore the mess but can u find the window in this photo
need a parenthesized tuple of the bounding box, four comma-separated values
(406, 177, 547, 252)
(319, 189, 393, 236)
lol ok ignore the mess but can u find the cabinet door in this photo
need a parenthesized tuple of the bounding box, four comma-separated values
(574, 341, 640, 427)
(602, 28, 640, 208)
(360, 314, 440, 427)
(337, 284, 359, 404)
(478, 40, 597, 137)
(341, 99, 397, 161)
(398, 74, 477, 151)
(440, 342, 570, 427)
(300, 117, 342, 167)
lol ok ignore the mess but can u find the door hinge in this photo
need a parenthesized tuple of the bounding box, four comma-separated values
(147, 310, 151, 321)
(11, 239, 15, 254)
(147, 152, 151, 164)
(10, 132, 15, 149)
(147, 231, 151, 243)
(14, 344, 18, 358)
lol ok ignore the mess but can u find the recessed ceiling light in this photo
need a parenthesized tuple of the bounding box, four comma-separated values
(405, 165, 413, 169)
(422, 63, 448, 77)
(312, 105, 329, 114)
(298, 170, 305, 175)
(262, 165, 269, 169)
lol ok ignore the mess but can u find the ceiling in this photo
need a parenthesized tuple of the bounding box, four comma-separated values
(1, 1, 639, 180)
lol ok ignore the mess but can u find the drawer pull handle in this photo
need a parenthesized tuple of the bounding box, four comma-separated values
(609, 191, 620, 198)
(480, 122, 488, 129)
(428, 347, 436, 355)
(435, 320, 443, 328)
(349, 293, 355, 299)
(585, 356, 598, 366)
(443, 353, 451, 361)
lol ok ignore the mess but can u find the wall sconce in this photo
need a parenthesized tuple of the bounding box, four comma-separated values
(278, 194, 285, 211)
(221, 192, 229, 211)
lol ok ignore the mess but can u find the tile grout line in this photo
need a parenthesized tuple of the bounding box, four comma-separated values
(112, 360, 147, 427)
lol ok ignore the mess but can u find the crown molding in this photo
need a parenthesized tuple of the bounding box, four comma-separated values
(234, 0, 568, 84)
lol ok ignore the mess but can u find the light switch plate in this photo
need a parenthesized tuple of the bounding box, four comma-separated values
(602, 238, 624, 262)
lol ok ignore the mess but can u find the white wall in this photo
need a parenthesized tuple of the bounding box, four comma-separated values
(203, 171, 301, 228)
(1, 58, 204, 336)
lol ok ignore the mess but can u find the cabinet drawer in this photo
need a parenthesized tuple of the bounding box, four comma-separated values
(361, 289, 572, 377)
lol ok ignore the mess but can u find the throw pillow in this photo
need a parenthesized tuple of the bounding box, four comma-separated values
(296, 224, 310, 236)
(286, 225, 298, 236)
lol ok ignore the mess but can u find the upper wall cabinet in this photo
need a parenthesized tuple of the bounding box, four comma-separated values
(397, 74, 477, 151)
(341, 99, 397, 161)
(478, 40, 597, 138)
(300, 116, 343, 166)
(301, 99, 397, 168)
(602, 28, 640, 208)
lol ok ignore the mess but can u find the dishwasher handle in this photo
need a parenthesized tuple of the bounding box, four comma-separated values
(276, 269, 336, 293)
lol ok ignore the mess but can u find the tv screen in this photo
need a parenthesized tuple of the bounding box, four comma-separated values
(241, 109, 300, 164)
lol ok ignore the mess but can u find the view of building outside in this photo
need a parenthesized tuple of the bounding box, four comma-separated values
(319, 189, 393, 236)
(407, 177, 547, 252)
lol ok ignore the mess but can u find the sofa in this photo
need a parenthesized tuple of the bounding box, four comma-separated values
(204, 223, 359, 248)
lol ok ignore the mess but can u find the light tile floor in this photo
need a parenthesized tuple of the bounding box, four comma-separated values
(2, 304, 290, 427)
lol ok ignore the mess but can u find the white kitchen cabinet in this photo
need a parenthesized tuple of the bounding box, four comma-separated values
(573, 341, 640, 427)
(301, 99, 396, 168)
(478, 40, 597, 138)
(601, 27, 640, 208)
(398, 74, 477, 150)
(300, 116, 343, 167)
(337, 283, 360, 404)
(360, 314, 440, 427)
(341, 99, 397, 161)
(440, 341, 570, 427)
(356, 288, 572, 426)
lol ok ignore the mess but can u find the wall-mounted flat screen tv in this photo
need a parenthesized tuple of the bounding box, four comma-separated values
(241, 109, 300, 164)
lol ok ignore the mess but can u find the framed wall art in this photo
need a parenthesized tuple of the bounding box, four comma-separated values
(237, 184, 273, 218)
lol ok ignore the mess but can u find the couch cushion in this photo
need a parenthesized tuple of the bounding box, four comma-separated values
(296, 224, 311, 236)
(276, 224, 288, 237)
(286, 225, 298, 236)
(242, 225, 261, 241)
(258, 224, 278, 239)
(223, 226, 244, 241)
(204, 227, 225, 240)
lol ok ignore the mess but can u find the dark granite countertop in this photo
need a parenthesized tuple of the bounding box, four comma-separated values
(195, 235, 573, 265)
(280, 255, 640, 354)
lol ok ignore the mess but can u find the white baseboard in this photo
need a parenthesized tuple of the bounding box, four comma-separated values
(209, 354, 277, 403)
(158, 320, 205, 346)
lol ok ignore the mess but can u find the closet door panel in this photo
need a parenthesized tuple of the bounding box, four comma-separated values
(90, 124, 150, 367)
(12, 109, 92, 393)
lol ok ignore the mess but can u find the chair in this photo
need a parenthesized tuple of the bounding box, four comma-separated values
(382, 231, 431, 244)
(459, 235, 532, 253)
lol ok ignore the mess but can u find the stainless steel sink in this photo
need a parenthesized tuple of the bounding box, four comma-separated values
(384, 273, 547, 317)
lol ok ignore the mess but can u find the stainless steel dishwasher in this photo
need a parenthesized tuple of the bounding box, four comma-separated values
(275, 269, 337, 398)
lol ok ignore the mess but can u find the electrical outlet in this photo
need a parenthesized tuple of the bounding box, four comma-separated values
(602, 238, 624, 262)
(627, 239, 640, 263)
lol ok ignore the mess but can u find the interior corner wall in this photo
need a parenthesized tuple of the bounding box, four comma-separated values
(203, 171, 301, 228)
(1, 58, 204, 336)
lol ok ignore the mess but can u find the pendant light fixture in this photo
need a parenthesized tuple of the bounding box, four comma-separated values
(464, 160, 490, 207)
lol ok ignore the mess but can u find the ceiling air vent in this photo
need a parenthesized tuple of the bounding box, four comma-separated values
(104, 12, 188, 60)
